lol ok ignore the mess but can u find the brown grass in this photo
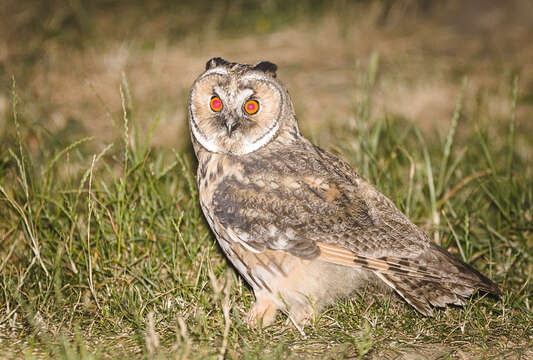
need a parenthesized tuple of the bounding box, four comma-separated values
(2, 0, 532, 153)
(0, 3, 532, 358)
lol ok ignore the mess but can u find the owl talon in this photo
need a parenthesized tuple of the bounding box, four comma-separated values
(247, 295, 279, 328)
(289, 304, 314, 328)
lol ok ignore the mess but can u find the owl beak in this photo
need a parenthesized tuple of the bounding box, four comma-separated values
(225, 118, 239, 137)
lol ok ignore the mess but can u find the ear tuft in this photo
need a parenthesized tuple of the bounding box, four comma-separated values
(205, 57, 229, 71)
(253, 61, 278, 77)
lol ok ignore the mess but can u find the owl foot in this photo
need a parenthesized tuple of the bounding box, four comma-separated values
(247, 294, 280, 328)
(288, 303, 315, 328)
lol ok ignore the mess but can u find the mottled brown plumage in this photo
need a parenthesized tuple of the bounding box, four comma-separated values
(188, 58, 500, 327)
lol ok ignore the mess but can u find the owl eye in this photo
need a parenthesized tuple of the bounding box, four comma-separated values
(210, 96, 223, 112)
(244, 99, 259, 115)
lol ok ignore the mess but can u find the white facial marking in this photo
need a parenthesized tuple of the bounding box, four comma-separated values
(200, 68, 228, 79)
(213, 85, 227, 99)
(236, 89, 255, 112)
(189, 109, 222, 153)
(239, 122, 279, 154)
(190, 68, 284, 155)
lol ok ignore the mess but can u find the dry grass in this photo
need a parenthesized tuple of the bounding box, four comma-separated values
(2, 0, 533, 149)
(0, 1, 532, 359)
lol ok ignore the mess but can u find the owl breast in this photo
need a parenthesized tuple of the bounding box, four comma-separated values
(196, 146, 380, 308)
(195, 147, 257, 282)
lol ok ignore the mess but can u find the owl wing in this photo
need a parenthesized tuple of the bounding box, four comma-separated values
(212, 141, 500, 314)
(212, 141, 428, 259)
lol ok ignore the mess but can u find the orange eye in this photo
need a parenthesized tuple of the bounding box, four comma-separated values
(210, 96, 223, 112)
(244, 99, 259, 115)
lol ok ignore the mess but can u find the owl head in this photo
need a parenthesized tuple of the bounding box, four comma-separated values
(189, 57, 299, 155)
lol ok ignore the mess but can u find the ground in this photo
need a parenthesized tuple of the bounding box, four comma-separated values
(0, 0, 532, 359)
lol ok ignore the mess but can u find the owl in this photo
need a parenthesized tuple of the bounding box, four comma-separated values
(188, 57, 500, 327)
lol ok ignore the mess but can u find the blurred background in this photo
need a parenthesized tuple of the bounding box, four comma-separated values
(1, 0, 532, 151)
(0, 3, 532, 357)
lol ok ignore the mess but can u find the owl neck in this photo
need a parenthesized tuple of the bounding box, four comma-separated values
(193, 122, 301, 161)
(193, 115, 301, 157)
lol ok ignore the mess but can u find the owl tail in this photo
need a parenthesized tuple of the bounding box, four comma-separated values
(375, 243, 501, 316)
(376, 273, 471, 316)
(317, 242, 500, 316)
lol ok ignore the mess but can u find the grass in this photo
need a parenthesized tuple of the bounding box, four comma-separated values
(1, 1, 533, 358)
(0, 56, 531, 359)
